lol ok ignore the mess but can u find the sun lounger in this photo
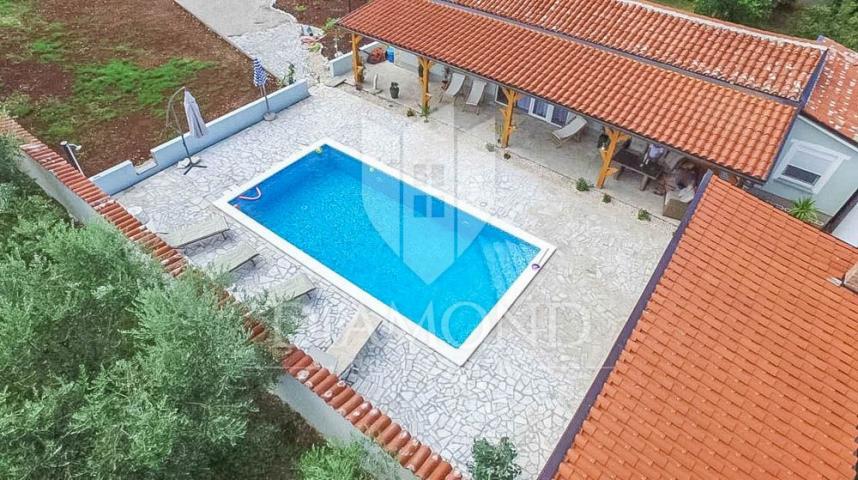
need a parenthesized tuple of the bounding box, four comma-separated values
(464, 79, 487, 114)
(271, 273, 316, 302)
(209, 242, 259, 274)
(551, 115, 588, 145)
(325, 307, 382, 378)
(443, 72, 466, 103)
(163, 215, 229, 248)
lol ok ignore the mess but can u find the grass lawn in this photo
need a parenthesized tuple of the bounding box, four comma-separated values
(0, 0, 272, 175)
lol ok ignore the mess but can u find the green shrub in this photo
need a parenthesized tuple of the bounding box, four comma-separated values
(638, 209, 651, 221)
(575, 177, 591, 192)
(0, 92, 33, 118)
(602, 193, 612, 203)
(796, 0, 858, 50)
(788, 196, 819, 223)
(468, 437, 522, 480)
(298, 442, 371, 480)
(694, 0, 773, 24)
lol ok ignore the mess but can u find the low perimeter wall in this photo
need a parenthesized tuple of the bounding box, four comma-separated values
(328, 41, 382, 78)
(91, 80, 310, 195)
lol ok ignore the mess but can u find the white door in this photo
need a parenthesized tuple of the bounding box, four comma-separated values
(529, 97, 552, 122)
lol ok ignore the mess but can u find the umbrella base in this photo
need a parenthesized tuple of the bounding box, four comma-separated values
(180, 156, 206, 175)
(263, 111, 278, 122)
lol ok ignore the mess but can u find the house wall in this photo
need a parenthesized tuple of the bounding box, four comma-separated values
(832, 203, 858, 247)
(759, 116, 858, 217)
(392, 48, 447, 81)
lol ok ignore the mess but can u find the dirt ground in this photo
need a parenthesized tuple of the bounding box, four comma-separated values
(0, 0, 274, 175)
(274, 0, 368, 59)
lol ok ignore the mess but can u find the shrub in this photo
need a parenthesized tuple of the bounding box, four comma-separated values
(788, 196, 819, 223)
(638, 209, 651, 221)
(694, 0, 774, 24)
(298, 442, 371, 480)
(602, 193, 612, 203)
(796, 0, 858, 50)
(468, 437, 522, 480)
(575, 177, 591, 192)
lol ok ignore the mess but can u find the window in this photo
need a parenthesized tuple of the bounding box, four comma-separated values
(495, 86, 507, 105)
(551, 106, 570, 126)
(774, 141, 846, 193)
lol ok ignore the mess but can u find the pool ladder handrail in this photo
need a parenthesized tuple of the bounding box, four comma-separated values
(238, 186, 263, 201)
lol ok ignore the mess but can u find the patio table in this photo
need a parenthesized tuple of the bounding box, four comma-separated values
(612, 149, 664, 190)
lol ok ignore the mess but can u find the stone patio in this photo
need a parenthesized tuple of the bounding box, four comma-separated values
(115, 84, 674, 476)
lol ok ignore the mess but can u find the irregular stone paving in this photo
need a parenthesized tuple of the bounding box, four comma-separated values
(175, 0, 310, 80)
(116, 85, 674, 477)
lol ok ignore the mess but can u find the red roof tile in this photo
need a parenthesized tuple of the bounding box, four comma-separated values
(445, 0, 824, 101)
(551, 176, 858, 479)
(805, 38, 858, 143)
(339, 0, 798, 180)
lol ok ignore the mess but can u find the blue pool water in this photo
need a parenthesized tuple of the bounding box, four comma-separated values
(231, 145, 539, 348)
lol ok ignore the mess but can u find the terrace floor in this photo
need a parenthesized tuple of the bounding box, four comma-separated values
(115, 83, 674, 476)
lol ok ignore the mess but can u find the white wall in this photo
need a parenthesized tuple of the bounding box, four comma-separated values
(761, 116, 858, 217)
(833, 205, 858, 247)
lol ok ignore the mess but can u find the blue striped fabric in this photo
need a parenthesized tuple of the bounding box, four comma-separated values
(252, 58, 268, 87)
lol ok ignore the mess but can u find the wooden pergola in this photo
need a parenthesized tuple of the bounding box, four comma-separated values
(350, 35, 749, 190)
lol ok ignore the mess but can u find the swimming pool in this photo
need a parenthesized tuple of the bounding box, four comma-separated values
(216, 140, 554, 365)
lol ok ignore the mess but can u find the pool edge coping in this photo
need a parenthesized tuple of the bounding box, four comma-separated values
(213, 138, 556, 367)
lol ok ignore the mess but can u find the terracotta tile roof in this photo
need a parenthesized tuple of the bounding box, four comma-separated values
(549, 176, 858, 479)
(339, 0, 798, 180)
(444, 0, 824, 101)
(0, 116, 463, 480)
(805, 38, 858, 143)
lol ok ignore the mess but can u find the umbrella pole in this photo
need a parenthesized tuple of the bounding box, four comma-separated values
(166, 87, 207, 175)
(261, 84, 277, 121)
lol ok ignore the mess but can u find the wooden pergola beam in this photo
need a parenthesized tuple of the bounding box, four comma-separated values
(351, 34, 364, 86)
(596, 128, 629, 188)
(418, 56, 434, 113)
(499, 87, 519, 148)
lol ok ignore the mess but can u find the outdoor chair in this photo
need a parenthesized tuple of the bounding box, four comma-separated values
(162, 215, 230, 248)
(551, 115, 588, 146)
(464, 79, 487, 114)
(270, 272, 316, 302)
(443, 72, 466, 104)
(308, 307, 382, 382)
(209, 242, 260, 275)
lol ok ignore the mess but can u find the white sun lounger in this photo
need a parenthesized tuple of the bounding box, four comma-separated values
(209, 242, 259, 274)
(162, 215, 230, 248)
(464, 79, 487, 114)
(551, 115, 588, 145)
(443, 72, 466, 103)
(321, 307, 382, 378)
(271, 273, 316, 302)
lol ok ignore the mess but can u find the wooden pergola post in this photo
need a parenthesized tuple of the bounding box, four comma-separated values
(499, 87, 519, 148)
(351, 34, 364, 86)
(418, 56, 433, 113)
(596, 128, 629, 188)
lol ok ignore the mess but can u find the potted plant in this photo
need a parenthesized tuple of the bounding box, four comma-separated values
(389, 82, 400, 99)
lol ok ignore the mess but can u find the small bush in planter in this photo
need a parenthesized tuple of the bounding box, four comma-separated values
(638, 209, 651, 221)
(602, 193, 612, 203)
(788, 197, 819, 224)
(405, 108, 415, 117)
(575, 177, 591, 192)
(468, 437, 522, 480)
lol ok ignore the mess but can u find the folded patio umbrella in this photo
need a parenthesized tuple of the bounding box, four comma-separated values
(183, 89, 208, 139)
